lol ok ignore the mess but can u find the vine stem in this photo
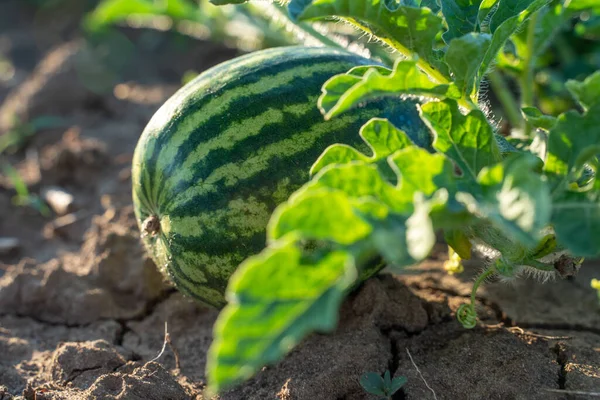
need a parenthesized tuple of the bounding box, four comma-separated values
(523, 258, 555, 272)
(520, 11, 540, 136)
(457, 266, 496, 328)
(487, 70, 524, 130)
(343, 17, 476, 111)
(260, 3, 347, 49)
(470, 267, 496, 308)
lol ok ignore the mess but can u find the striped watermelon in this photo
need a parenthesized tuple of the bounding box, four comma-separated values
(132, 46, 431, 308)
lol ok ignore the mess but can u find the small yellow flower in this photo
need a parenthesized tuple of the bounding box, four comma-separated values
(444, 247, 464, 275)
(591, 278, 600, 291)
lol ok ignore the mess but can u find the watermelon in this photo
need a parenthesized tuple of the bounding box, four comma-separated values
(132, 46, 431, 308)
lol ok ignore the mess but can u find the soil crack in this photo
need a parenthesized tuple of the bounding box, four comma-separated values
(65, 365, 107, 384)
(552, 342, 568, 390)
(115, 288, 177, 346)
(0, 312, 93, 329)
(406, 282, 514, 326)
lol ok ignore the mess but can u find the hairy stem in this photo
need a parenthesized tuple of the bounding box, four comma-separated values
(458, 266, 496, 328)
(260, 3, 347, 48)
(487, 70, 524, 130)
(471, 267, 496, 307)
(343, 17, 476, 111)
(523, 258, 555, 272)
(520, 11, 540, 136)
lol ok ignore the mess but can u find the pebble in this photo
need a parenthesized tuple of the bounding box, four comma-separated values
(42, 186, 75, 215)
(0, 237, 20, 255)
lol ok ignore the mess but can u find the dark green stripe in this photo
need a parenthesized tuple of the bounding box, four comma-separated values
(152, 66, 360, 207)
(169, 229, 266, 261)
(133, 184, 153, 215)
(166, 261, 226, 308)
(143, 53, 376, 208)
(167, 139, 330, 218)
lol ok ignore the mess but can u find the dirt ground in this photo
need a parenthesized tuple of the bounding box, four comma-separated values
(0, 1, 599, 399)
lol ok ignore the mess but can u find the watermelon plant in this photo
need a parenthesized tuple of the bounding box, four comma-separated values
(132, 45, 433, 307)
(129, 0, 600, 394)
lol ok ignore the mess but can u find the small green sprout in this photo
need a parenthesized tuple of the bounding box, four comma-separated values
(0, 115, 64, 155)
(1, 163, 50, 217)
(359, 370, 407, 400)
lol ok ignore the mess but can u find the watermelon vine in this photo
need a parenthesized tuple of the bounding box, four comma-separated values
(128, 0, 600, 394)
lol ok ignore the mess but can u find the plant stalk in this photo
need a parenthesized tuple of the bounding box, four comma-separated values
(470, 267, 496, 306)
(487, 70, 524, 130)
(520, 11, 540, 136)
(343, 18, 475, 110)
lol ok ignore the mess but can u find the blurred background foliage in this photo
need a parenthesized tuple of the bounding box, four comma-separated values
(0, 0, 597, 223)
(4, 0, 600, 119)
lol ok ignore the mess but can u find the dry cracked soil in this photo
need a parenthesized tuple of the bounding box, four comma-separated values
(0, 1, 599, 399)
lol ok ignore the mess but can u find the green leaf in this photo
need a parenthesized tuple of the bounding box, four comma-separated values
(506, 0, 569, 73)
(390, 376, 408, 394)
(565, 71, 600, 111)
(522, 107, 557, 131)
(490, 0, 537, 32)
(478, 0, 500, 24)
(406, 193, 438, 259)
(383, 370, 392, 390)
(419, 100, 502, 180)
(318, 65, 391, 116)
(319, 60, 461, 119)
(441, 0, 484, 43)
(369, 214, 416, 268)
(552, 183, 600, 257)
(291, 0, 446, 73)
(307, 163, 408, 213)
(445, 33, 492, 99)
(389, 147, 458, 199)
(566, 0, 600, 12)
(575, 15, 600, 39)
(86, 0, 157, 29)
(545, 103, 600, 184)
(478, 0, 550, 80)
(269, 189, 372, 244)
(531, 0, 569, 56)
(360, 372, 386, 397)
(459, 153, 551, 247)
(210, 0, 247, 4)
(311, 118, 415, 177)
(207, 240, 358, 393)
(495, 134, 519, 155)
(86, 0, 199, 30)
(445, 229, 473, 259)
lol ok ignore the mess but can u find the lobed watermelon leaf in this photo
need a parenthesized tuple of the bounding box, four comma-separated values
(207, 239, 358, 393)
(319, 61, 462, 120)
(441, 0, 485, 43)
(419, 99, 502, 180)
(289, 0, 447, 76)
(458, 153, 551, 248)
(310, 118, 415, 176)
(444, 33, 492, 100)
